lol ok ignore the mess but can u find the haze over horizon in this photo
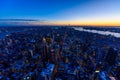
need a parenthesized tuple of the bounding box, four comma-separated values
(0, 0, 120, 26)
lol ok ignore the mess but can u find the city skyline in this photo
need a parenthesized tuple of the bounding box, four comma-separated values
(0, 0, 120, 26)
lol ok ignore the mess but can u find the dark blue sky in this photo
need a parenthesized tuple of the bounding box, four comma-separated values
(0, 0, 86, 18)
(0, 0, 120, 25)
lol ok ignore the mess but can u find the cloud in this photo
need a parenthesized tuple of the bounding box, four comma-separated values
(0, 19, 53, 26)
(0, 19, 38, 22)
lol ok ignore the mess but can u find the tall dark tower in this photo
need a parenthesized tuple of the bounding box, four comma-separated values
(106, 47, 117, 66)
(43, 38, 48, 61)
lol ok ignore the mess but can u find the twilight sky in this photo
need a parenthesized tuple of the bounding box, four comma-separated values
(0, 0, 120, 26)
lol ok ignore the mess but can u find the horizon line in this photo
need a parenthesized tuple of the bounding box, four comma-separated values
(0, 19, 120, 27)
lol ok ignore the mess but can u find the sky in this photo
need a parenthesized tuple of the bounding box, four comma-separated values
(0, 0, 120, 26)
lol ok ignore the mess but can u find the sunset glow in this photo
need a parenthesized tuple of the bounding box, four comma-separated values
(0, 0, 120, 26)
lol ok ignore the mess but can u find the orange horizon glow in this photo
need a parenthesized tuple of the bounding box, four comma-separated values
(47, 21, 120, 27)
(1, 20, 120, 27)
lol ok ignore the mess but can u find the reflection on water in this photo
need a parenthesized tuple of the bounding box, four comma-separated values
(74, 27, 120, 38)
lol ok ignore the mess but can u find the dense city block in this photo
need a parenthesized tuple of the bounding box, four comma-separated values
(0, 26, 119, 80)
